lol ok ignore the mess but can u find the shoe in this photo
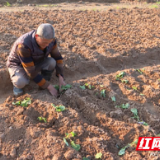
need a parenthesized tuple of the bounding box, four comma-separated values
(41, 70, 54, 81)
(13, 86, 23, 96)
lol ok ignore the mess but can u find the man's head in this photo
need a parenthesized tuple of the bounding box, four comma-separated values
(35, 23, 55, 50)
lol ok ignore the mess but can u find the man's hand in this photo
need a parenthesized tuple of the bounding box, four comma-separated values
(59, 75, 66, 92)
(47, 84, 58, 97)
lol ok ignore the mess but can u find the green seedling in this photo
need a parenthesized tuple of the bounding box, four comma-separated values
(135, 69, 143, 74)
(95, 152, 102, 159)
(157, 134, 160, 136)
(65, 131, 76, 139)
(63, 138, 69, 146)
(116, 72, 126, 80)
(131, 108, 139, 121)
(37, 117, 47, 123)
(138, 121, 148, 126)
(100, 85, 104, 87)
(80, 85, 86, 90)
(12, 101, 21, 105)
(140, 93, 144, 96)
(132, 86, 138, 91)
(115, 103, 130, 109)
(101, 89, 106, 97)
(6, 1, 11, 7)
(54, 84, 71, 92)
(21, 98, 31, 107)
(12, 97, 31, 107)
(83, 158, 90, 160)
(64, 132, 80, 151)
(84, 83, 94, 89)
(71, 141, 81, 151)
(121, 79, 129, 84)
(52, 104, 66, 112)
(111, 96, 116, 102)
(118, 139, 138, 156)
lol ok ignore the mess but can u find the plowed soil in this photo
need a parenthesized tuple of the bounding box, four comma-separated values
(0, 3, 160, 160)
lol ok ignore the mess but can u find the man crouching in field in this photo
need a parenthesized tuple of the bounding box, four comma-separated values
(6, 23, 66, 97)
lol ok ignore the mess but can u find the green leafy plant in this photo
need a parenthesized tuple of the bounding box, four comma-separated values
(115, 103, 130, 109)
(21, 98, 31, 107)
(101, 89, 106, 97)
(52, 104, 66, 112)
(37, 117, 47, 123)
(54, 84, 71, 92)
(135, 69, 143, 74)
(100, 85, 104, 87)
(65, 131, 76, 139)
(132, 86, 138, 91)
(138, 121, 148, 126)
(80, 85, 86, 90)
(84, 83, 94, 89)
(63, 131, 81, 151)
(116, 72, 126, 80)
(111, 96, 116, 102)
(6, 1, 11, 7)
(12, 101, 21, 105)
(121, 79, 129, 84)
(63, 138, 69, 146)
(71, 141, 81, 151)
(131, 108, 139, 121)
(118, 139, 138, 156)
(95, 152, 102, 159)
(12, 98, 31, 107)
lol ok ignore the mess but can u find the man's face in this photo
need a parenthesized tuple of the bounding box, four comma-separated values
(35, 35, 54, 50)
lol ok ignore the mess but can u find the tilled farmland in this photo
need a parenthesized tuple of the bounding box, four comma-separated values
(0, 5, 160, 160)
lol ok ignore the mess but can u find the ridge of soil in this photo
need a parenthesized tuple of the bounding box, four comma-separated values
(0, 5, 160, 160)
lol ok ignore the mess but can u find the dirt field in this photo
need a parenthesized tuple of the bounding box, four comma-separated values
(1, 1, 160, 160)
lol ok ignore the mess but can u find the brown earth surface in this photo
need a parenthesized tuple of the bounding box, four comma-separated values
(1, 3, 160, 160)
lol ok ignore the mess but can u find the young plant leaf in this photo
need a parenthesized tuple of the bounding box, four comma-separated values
(111, 96, 116, 102)
(85, 83, 89, 86)
(140, 93, 144, 96)
(136, 69, 143, 74)
(71, 141, 81, 151)
(70, 131, 76, 137)
(55, 105, 66, 112)
(118, 147, 126, 156)
(21, 98, 31, 107)
(37, 117, 47, 123)
(52, 104, 56, 107)
(12, 101, 21, 105)
(63, 138, 69, 146)
(80, 85, 86, 90)
(131, 108, 139, 121)
(116, 72, 126, 80)
(54, 85, 59, 90)
(61, 84, 72, 91)
(121, 103, 130, 109)
(130, 139, 138, 146)
(132, 86, 137, 91)
(138, 121, 148, 126)
(100, 85, 104, 87)
(95, 152, 102, 159)
(121, 79, 129, 84)
(131, 108, 138, 115)
(101, 89, 106, 97)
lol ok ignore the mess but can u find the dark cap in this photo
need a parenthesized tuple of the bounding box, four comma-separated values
(36, 23, 55, 39)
